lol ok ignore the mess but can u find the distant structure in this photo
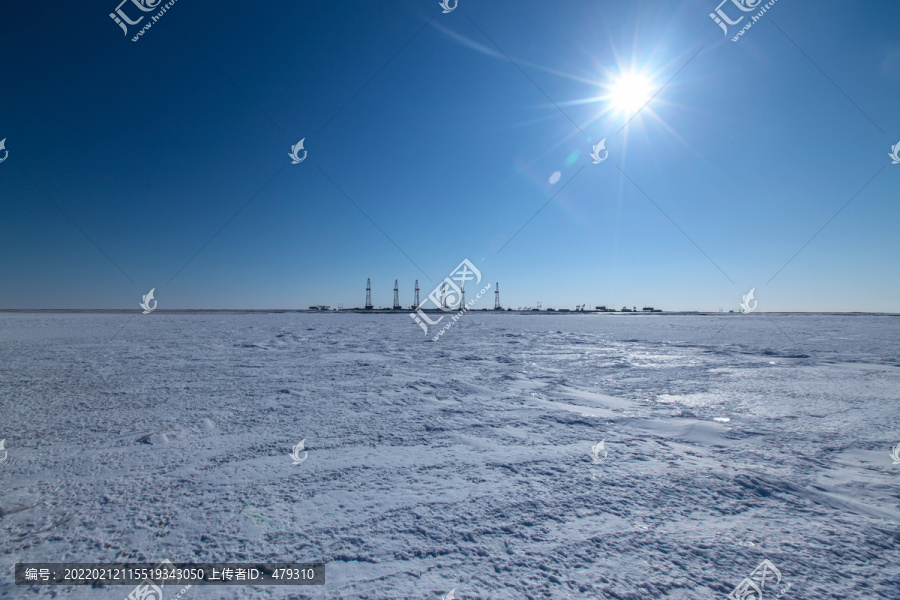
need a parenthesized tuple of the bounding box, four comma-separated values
(353, 280, 660, 314)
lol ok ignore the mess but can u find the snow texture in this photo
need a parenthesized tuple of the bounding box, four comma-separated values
(0, 313, 898, 599)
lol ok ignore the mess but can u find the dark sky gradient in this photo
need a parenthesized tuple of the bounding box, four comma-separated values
(1, 0, 898, 311)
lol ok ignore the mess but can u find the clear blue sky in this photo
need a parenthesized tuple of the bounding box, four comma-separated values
(1, 0, 897, 311)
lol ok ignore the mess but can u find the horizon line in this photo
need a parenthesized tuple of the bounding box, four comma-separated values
(1, 309, 897, 316)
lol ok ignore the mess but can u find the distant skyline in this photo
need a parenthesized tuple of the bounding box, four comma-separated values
(1, 0, 898, 312)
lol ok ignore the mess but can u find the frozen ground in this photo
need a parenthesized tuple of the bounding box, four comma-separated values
(0, 313, 898, 599)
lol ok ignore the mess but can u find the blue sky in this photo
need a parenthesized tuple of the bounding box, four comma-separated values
(1, 0, 897, 311)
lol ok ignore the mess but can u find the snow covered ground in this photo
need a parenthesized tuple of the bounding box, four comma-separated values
(0, 312, 898, 599)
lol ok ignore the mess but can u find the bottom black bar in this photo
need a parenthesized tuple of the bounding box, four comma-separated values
(15, 562, 325, 585)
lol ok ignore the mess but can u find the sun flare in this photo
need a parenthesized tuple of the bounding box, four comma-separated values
(607, 73, 654, 115)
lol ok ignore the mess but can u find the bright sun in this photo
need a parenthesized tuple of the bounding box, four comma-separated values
(608, 73, 654, 115)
